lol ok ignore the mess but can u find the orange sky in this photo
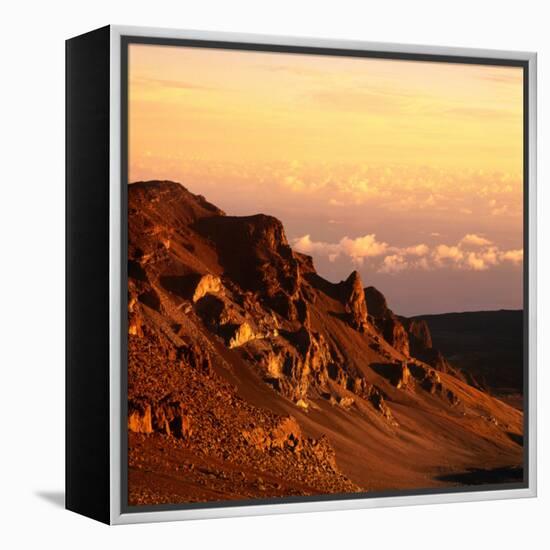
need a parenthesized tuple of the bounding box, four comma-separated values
(128, 43, 523, 315)
(129, 44, 523, 174)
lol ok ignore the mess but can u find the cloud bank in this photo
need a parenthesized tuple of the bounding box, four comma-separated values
(292, 233, 522, 274)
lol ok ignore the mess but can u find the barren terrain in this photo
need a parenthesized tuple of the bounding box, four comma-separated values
(127, 181, 524, 506)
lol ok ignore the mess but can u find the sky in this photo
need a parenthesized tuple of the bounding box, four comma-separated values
(128, 43, 524, 316)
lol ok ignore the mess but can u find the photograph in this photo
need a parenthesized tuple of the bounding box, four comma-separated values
(3, 0, 548, 546)
(125, 41, 526, 507)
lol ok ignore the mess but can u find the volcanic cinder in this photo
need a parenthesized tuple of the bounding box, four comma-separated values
(127, 180, 523, 506)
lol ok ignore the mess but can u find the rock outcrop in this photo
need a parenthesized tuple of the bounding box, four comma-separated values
(364, 286, 409, 356)
(401, 317, 459, 377)
(128, 398, 192, 439)
(228, 321, 257, 348)
(192, 273, 222, 302)
(407, 319, 433, 349)
(341, 271, 369, 331)
(126, 181, 523, 506)
(196, 213, 299, 297)
(128, 401, 153, 434)
(409, 364, 460, 405)
(392, 361, 413, 389)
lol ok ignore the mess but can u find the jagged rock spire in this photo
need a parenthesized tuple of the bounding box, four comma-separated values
(341, 270, 368, 332)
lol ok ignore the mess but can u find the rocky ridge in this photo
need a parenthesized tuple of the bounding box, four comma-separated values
(127, 181, 523, 505)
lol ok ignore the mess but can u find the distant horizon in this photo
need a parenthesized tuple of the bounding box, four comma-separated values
(409, 307, 523, 318)
(128, 44, 523, 317)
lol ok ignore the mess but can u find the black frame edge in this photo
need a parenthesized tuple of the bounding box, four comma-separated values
(66, 24, 111, 525)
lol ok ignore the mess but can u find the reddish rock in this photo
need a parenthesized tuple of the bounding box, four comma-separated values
(128, 401, 153, 434)
(407, 319, 433, 349)
(364, 286, 409, 356)
(341, 271, 369, 331)
(192, 273, 222, 302)
(152, 399, 192, 439)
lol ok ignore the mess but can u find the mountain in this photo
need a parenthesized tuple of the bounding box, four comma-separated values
(127, 180, 524, 506)
(410, 310, 524, 409)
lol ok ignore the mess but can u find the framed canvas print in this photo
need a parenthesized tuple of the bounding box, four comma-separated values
(66, 25, 537, 525)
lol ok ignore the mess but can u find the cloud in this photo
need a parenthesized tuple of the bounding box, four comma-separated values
(281, 175, 307, 192)
(380, 254, 408, 273)
(339, 235, 389, 264)
(465, 252, 488, 271)
(292, 234, 336, 256)
(501, 249, 523, 264)
(263, 164, 521, 219)
(402, 244, 429, 257)
(293, 232, 523, 274)
(431, 239, 519, 271)
(415, 257, 431, 270)
(433, 244, 463, 264)
(293, 233, 389, 266)
(460, 233, 493, 247)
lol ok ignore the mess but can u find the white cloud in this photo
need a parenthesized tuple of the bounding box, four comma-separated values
(500, 249, 523, 264)
(465, 252, 489, 271)
(414, 257, 431, 270)
(338, 235, 389, 264)
(460, 233, 493, 247)
(433, 244, 463, 264)
(379, 254, 408, 273)
(403, 244, 429, 257)
(292, 234, 338, 256)
(431, 240, 519, 271)
(293, 233, 389, 266)
(482, 247, 500, 266)
(293, 232, 523, 274)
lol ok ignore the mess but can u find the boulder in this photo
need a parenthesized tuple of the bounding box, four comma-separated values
(228, 322, 256, 348)
(192, 273, 222, 302)
(128, 401, 153, 434)
(366, 386, 395, 423)
(310, 435, 338, 469)
(393, 361, 413, 389)
(242, 417, 302, 452)
(177, 342, 212, 374)
(152, 399, 192, 439)
(270, 417, 302, 451)
(128, 399, 192, 439)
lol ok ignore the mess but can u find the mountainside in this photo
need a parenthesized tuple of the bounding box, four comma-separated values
(127, 180, 524, 506)
(410, 310, 524, 409)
